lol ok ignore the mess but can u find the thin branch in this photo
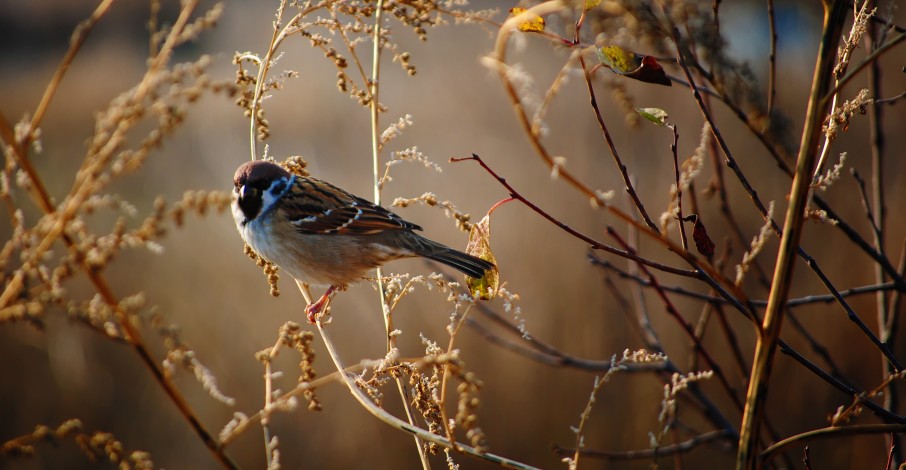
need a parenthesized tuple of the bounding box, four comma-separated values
(577, 51, 658, 230)
(823, 30, 906, 105)
(553, 429, 732, 461)
(0, 3, 238, 467)
(24, 0, 116, 148)
(760, 424, 906, 463)
(766, 0, 778, 116)
(737, 3, 849, 468)
(313, 312, 540, 470)
(366, 1, 430, 466)
(590, 255, 899, 308)
(876, 91, 906, 105)
(669, 125, 688, 250)
(608, 228, 744, 413)
(777, 341, 906, 424)
(674, 19, 902, 373)
(464, 313, 665, 372)
(622, 221, 740, 440)
(449, 155, 698, 279)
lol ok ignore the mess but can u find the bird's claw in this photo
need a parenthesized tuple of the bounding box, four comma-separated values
(305, 286, 337, 324)
(305, 299, 327, 324)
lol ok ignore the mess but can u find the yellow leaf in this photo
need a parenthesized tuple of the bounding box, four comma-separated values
(584, 0, 602, 10)
(509, 7, 545, 33)
(597, 45, 672, 87)
(597, 45, 638, 74)
(465, 214, 499, 300)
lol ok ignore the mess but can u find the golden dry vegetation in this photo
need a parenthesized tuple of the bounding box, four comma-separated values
(2, 1, 906, 469)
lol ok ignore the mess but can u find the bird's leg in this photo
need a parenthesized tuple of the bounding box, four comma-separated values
(304, 285, 339, 324)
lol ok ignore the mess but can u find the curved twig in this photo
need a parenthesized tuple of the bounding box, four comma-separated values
(314, 314, 541, 470)
(760, 424, 906, 463)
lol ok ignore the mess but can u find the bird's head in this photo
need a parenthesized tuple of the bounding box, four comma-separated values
(232, 160, 294, 225)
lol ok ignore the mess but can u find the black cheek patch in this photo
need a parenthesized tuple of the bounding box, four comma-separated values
(238, 187, 263, 221)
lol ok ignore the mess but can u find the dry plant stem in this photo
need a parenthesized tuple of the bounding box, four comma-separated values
(221, 374, 340, 446)
(675, 29, 902, 371)
(248, 0, 338, 161)
(25, 0, 114, 145)
(670, 0, 905, 428)
(335, 12, 370, 89)
(885, 240, 906, 464)
(622, 224, 738, 439)
(609, 229, 743, 413)
(455, 287, 666, 373)
(313, 316, 540, 470)
(0, 0, 191, 308)
(834, 369, 906, 423)
(737, 4, 848, 467)
(813, 196, 905, 289)
(822, 30, 906, 106)
(804, 254, 902, 370)
(672, 33, 774, 235)
(367, 2, 429, 466)
(669, 125, 688, 250)
(0, 3, 237, 468)
(680, 33, 906, 296)
(2, 0, 200, 308)
(684, 38, 906, 292)
(595, 249, 893, 385)
(814, 0, 875, 178)
(701, 113, 846, 384)
(864, 11, 901, 463)
(688, 247, 749, 380)
(591, 255, 896, 308)
(450, 156, 741, 298)
(248, 1, 289, 160)
(465, 313, 665, 372)
(700, 82, 774, 290)
(759, 424, 906, 463)
(783, 310, 851, 381)
(439, 305, 475, 452)
(261, 336, 283, 469)
(553, 429, 731, 461)
(0, 121, 237, 470)
(867, 9, 906, 32)
(852, 170, 882, 240)
(776, 340, 905, 424)
(457, 155, 758, 338)
(876, 91, 906, 105)
(766, 0, 777, 117)
(490, 9, 749, 309)
(575, 53, 658, 231)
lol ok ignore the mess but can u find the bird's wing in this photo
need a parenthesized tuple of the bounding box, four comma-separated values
(282, 176, 422, 235)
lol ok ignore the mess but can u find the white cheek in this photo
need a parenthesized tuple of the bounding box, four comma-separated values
(259, 189, 280, 216)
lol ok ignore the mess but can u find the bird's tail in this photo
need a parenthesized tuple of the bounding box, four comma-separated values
(407, 233, 495, 278)
(424, 247, 495, 279)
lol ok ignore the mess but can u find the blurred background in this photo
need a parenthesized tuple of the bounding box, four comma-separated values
(1, 0, 905, 468)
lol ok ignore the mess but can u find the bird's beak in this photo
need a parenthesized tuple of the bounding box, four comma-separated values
(238, 185, 247, 200)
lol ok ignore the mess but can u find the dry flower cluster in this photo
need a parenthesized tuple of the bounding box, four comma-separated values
(3, 0, 906, 469)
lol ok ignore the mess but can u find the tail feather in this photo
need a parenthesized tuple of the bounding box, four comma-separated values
(392, 232, 495, 278)
(425, 248, 495, 279)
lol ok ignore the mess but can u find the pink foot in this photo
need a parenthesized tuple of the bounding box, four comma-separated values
(305, 286, 338, 324)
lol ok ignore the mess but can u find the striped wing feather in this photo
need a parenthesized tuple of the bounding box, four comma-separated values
(284, 177, 422, 235)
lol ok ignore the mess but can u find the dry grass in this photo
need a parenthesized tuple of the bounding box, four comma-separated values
(2, 0, 906, 468)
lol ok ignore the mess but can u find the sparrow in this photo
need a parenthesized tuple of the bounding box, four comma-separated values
(231, 160, 495, 322)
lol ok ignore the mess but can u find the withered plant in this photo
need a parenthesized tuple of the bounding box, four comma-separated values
(2, 0, 906, 469)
